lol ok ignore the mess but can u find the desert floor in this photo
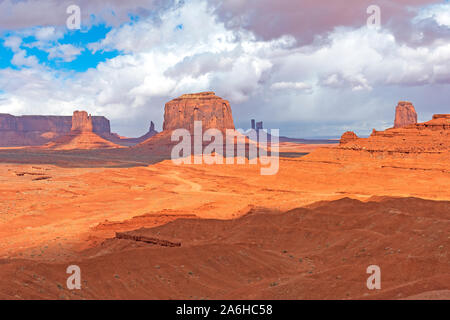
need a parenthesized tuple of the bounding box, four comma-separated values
(0, 147, 449, 299)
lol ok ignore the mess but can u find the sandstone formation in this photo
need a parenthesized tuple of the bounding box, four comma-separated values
(103, 121, 159, 146)
(0, 113, 110, 147)
(163, 92, 235, 132)
(44, 111, 120, 150)
(394, 101, 417, 128)
(340, 131, 358, 145)
(256, 121, 263, 131)
(307, 111, 450, 168)
(250, 119, 264, 131)
(0, 112, 160, 148)
(71, 111, 94, 132)
(352, 114, 450, 153)
(134, 92, 240, 156)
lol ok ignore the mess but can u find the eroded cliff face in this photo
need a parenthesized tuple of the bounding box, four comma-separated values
(306, 112, 450, 170)
(101, 121, 159, 147)
(394, 101, 418, 128)
(71, 111, 94, 132)
(340, 131, 358, 145)
(0, 113, 111, 147)
(134, 92, 250, 157)
(163, 92, 235, 132)
(44, 111, 120, 150)
(365, 114, 450, 153)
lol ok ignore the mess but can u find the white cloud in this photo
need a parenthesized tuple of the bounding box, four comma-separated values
(0, 0, 449, 137)
(11, 50, 39, 67)
(47, 44, 83, 62)
(3, 35, 39, 67)
(416, 3, 450, 27)
(271, 81, 313, 93)
(0, 0, 175, 30)
(3, 36, 22, 51)
(34, 26, 63, 41)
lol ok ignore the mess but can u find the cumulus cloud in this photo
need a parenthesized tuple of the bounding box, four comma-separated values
(209, 0, 445, 44)
(0, 0, 449, 137)
(3, 27, 83, 63)
(0, 0, 176, 30)
(271, 82, 313, 93)
(46, 44, 84, 62)
(3, 35, 39, 67)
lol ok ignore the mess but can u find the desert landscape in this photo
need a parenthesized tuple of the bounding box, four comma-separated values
(0, 94, 448, 300)
(0, 0, 449, 303)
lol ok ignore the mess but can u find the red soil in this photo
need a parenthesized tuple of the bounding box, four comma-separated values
(44, 131, 121, 150)
(0, 197, 448, 300)
(0, 112, 448, 300)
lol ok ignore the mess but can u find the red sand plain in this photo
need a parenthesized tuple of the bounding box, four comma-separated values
(0, 143, 449, 299)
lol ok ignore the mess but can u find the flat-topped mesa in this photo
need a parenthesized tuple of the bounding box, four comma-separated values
(177, 92, 216, 99)
(0, 113, 111, 147)
(394, 101, 417, 128)
(163, 92, 235, 132)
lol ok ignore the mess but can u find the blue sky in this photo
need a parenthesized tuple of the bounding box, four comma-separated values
(0, 0, 449, 138)
(0, 24, 120, 72)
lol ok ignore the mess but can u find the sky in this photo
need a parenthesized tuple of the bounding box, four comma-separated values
(0, 0, 449, 138)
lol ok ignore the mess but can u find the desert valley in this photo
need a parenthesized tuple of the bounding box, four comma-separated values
(0, 93, 448, 300)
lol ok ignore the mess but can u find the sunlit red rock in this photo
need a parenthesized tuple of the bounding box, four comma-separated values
(340, 131, 358, 145)
(394, 101, 417, 128)
(0, 113, 111, 147)
(44, 111, 120, 150)
(163, 92, 235, 132)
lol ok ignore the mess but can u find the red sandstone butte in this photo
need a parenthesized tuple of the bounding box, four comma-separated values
(308, 112, 450, 166)
(340, 131, 358, 145)
(133, 92, 239, 155)
(44, 111, 120, 150)
(0, 113, 111, 147)
(394, 101, 418, 128)
(163, 92, 235, 132)
(71, 110, 94, 132)
(103, 121, 158, 146)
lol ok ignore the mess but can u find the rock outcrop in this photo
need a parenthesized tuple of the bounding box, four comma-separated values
(348, 113, 450, 153)
(44, 111, 120, 150)
(71, 111, 94, 132)
(163, 92, 235, 132)
(394, 101, 417, 128)
(135, 92, 254, 157)
(340, 131, 358, 145)
(307, 108, 450, 167)
(0, 112, 159, 148)
(0, 113, 111, 147)
(103, 121, 159, 146)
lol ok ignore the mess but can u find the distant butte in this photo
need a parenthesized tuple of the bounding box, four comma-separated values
(0, 111, 158, 148)
(163, 91, 235, 132)
(0, 113, 110, 147)
(308, 104, 450, 166)
(134, 91, 240, 155)
(340, 131, 358, 145)
(394, 101, 418, 128)
(44, 111, 121, 150)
